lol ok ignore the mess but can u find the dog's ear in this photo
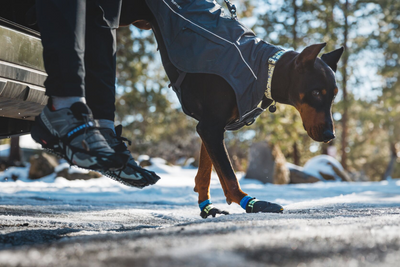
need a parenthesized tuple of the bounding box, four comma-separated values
(321, 47, 344, 72)
(295, 43, 326, 72)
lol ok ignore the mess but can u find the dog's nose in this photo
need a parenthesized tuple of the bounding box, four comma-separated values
(322, 130, 335, 142)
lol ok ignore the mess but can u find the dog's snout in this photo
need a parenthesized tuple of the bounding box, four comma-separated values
(322, 130, 335, 143)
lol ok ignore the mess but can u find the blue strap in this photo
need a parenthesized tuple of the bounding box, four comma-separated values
(199, 199, 212, 211)
(240, 195, 253, 210)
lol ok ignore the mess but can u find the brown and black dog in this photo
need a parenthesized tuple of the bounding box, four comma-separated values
(120, 0, 343, 217)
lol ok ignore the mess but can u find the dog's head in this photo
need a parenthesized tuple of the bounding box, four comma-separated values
(288, 43, 343, 143)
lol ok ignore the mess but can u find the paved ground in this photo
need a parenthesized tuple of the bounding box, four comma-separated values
(1, 200, 399, 267)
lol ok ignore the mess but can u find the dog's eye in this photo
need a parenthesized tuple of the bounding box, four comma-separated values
(312, 90, 321, 98)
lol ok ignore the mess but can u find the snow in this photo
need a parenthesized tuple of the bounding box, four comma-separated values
(1, 158, 400, 266)
(18, 135, 43, 150)
(3, 158, 398, 210)
(0, 135, 42, 158)
(1, 156, 400, 213)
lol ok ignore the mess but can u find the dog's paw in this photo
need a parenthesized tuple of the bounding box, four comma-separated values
(246, 199, 284, 213)
(200, 204, 229, 219)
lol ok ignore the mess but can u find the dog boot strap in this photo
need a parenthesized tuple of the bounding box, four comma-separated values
(200, 204, 230, 218)
(245, 198, 259, 213)
(200, 204, 216, 218)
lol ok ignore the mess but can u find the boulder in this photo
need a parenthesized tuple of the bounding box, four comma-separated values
(349, 171, 370, 182)
(138, 155, 152, 167)
(286, 163, 320, 184)
(28, 153, 58, 179)
(56, 168, 102, 181)
(245, 142, 290, 184)
(303, 155, 352, 182)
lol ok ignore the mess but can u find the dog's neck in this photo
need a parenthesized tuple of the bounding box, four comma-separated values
(270, 51, 298, 106)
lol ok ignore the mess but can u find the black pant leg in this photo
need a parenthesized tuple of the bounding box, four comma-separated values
(36, 0, 86, 97)
(84, 0, 122, 121)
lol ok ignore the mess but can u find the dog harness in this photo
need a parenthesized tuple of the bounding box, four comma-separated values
(146, 0, 285, 130)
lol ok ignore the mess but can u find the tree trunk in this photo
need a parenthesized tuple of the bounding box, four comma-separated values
(341, 0, 349, 170)
(8, 136, 21, 163)
(290, 0, 299, 165)
(292, 0, 298, 50)
(382, 143, 397, 180)
(293, 142, 300, 165)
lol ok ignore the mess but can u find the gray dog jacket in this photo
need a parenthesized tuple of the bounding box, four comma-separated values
(146, 0, 283, 130)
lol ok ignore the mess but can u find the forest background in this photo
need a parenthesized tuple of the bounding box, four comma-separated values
(113, 0, 400, 181)
(8, 0, 397, 182)
(114, 0, 400, 181)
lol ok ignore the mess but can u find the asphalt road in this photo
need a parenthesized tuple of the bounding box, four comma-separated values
(1, 200, 399, 267)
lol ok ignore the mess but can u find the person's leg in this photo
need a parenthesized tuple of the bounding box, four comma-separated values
(32, 0, 128, 171)
(81, 0, 160, 187)
(35, 0, 86, 98)
(85, 0, 121, 122)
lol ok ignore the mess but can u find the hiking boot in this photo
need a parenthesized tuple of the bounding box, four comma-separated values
(31, 102, 128, 171)
(99, 125, 160, 188)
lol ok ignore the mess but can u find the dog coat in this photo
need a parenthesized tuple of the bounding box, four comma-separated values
(146, 0, 283, 130)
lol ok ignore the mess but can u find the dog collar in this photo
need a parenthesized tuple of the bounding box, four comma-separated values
(265, 50, 287, 100)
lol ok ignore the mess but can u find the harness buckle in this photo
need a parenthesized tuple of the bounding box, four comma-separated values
(224, 0, 238, 20)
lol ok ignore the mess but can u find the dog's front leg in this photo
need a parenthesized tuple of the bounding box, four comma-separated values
(196, 121, 284, 214)
(196, 121, 247, 206)
(194, 142, 229, 218)
(194, 142, 214, 201)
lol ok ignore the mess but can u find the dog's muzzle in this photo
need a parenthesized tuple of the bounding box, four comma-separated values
(322, 130, 335, 143)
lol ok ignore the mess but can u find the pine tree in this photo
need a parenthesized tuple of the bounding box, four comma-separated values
(115, 26, 197, 162)
(372, 0, 400, 179)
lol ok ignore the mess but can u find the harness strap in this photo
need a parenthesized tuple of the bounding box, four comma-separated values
(224, 107, 264, 131)
(174, 70, 187, 91)
(225, 50, 288, 131)
(223, 0, 237, 20)
(170, 69, 191, 115)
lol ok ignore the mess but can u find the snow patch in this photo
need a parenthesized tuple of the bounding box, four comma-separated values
(303, 155, 344, 181)
(0, 157, 399, 214)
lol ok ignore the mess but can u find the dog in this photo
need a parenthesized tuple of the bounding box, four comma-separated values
(120, 0, 343, 218)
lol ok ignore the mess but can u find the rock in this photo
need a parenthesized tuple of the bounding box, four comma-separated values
(11, 174, 18, 181)
(349, 171, 370, 182)
(272, 144, 290, 184)
(245, 141, 290, 184)
(139, 159, 152, 168)
(56, 168, 102, 181)
(28, 153, 58, 179)
(303, 155, 352, 182)
(286, 163, 320, 184)
(138, 155, 152, 167)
